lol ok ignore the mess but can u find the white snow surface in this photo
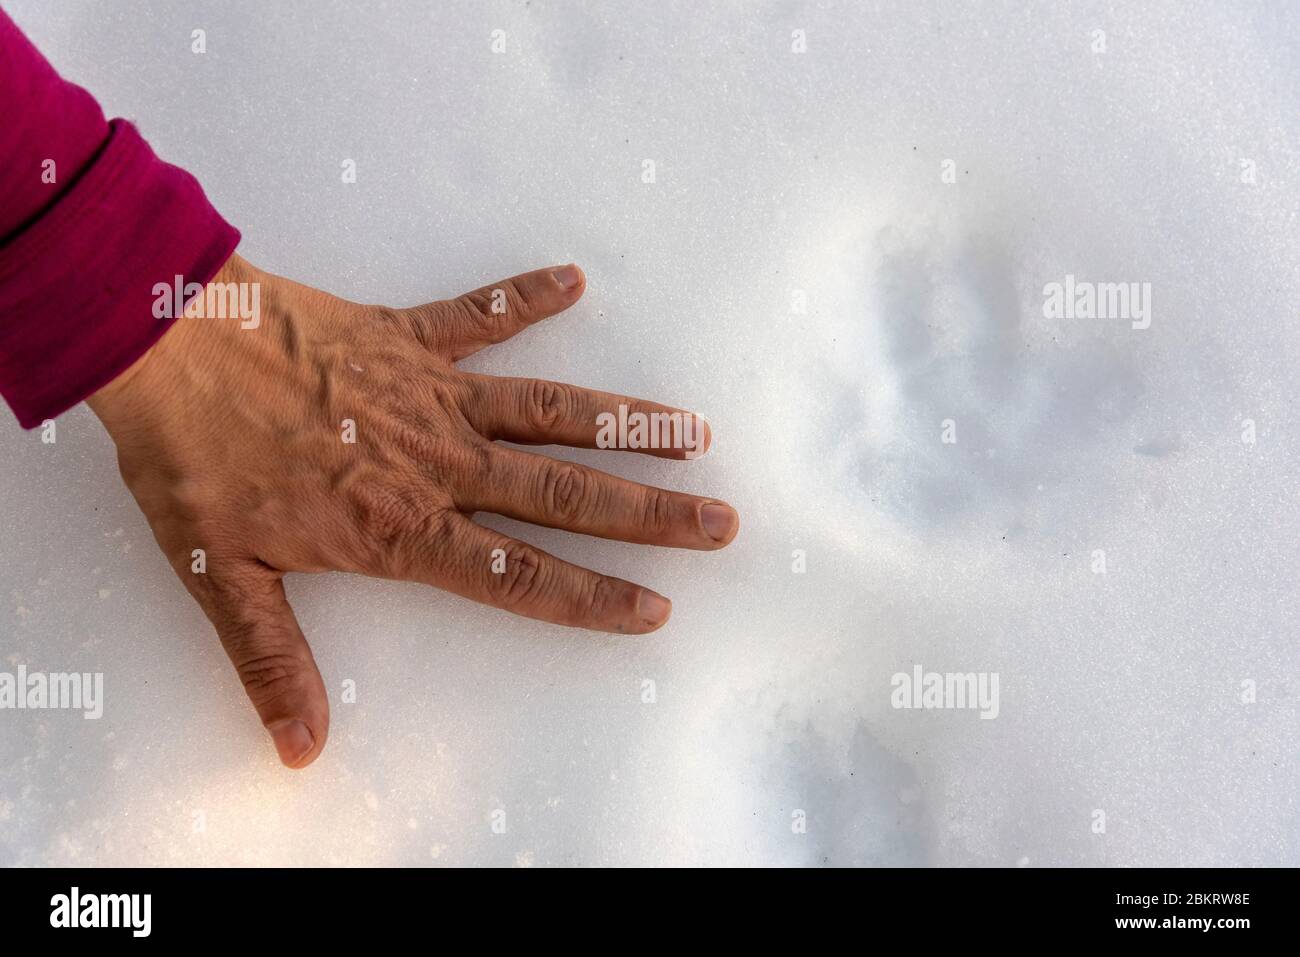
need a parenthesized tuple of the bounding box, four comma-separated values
(1, 0, 1298, 866)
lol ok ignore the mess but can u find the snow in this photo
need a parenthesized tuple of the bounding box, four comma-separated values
(1, 0, 1297, 866)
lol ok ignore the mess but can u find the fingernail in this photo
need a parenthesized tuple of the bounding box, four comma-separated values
(638, 589, 672, 627)
(267, 719, 315, 768)
(700, 503, 738, 543)
(553, 263, 582, 290)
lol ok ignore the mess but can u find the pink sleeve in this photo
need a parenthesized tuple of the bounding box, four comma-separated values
(0, 8, 240, 428)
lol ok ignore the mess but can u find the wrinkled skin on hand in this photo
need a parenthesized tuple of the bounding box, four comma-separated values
(88, 255, 738, 768)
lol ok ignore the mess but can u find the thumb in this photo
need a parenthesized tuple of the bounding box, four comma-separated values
(206, 571, 330, 769)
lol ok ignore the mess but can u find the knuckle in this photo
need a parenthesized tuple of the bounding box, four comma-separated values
(637, 488, 676, 536)
(389, 419, 444, 467)
(465, 440, 496, 486)
(460, 375, 491, 418)
(542, 463, 589, 523)
(381, 304, 437, 351)
(419, 375, 466, 422)
(413, 507, 459, 553)
(456, 290, 501, 337)
(508, 278, 537, 313)
(581, 575, 620, 622)
(491, 542, 546, 605)
(524, 379, 567, 431)
(391, 506, 458, 579)
(348, 483, 413, 573)
(371, 304, 404, 331)
(236, 651, 309, 708)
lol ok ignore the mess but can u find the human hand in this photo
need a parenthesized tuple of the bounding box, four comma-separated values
(87, 254, 738, 768)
